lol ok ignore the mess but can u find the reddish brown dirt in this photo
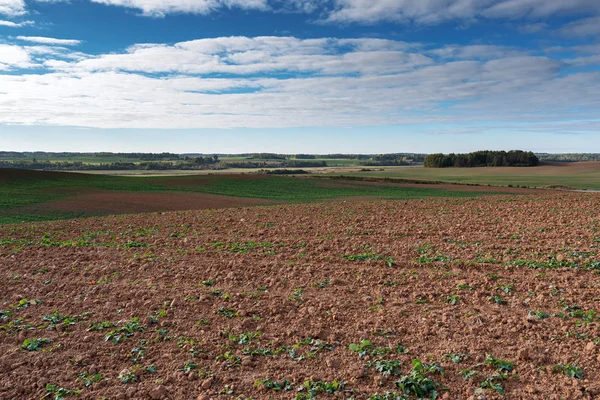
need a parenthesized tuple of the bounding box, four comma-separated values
(26, 191, 276, 215)
(1, 193, 600, 399)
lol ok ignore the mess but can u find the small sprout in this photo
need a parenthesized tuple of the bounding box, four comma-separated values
(497, 284, 514, 293)
(22, 338, 52, 351)
(118, 369, 138, 384)
(181, 361, 198, 373)
(313, 279, 331, 289)
(528, 310, 550, 320)
(476, 372, 507, 396)
(488, 295, 506, 305)
(443, 353, 470, 363)
(254, 377, 294, 391)
(461, 369, 479, 380)
(368, 360, 403, 377)
(485, 354, 514, 372)
(216, 307, 238, 319)
(290, 288, 304, 302)
(446, 295, 461, 305)
(77, 372, 104, 387)
(349, 340, 373, 358)
(44, 384, 82, 400)
(554, 364, 584, 379)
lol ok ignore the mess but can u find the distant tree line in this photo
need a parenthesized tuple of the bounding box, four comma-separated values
(222, 160, 327, 168)
(0, 151, 180, 160)
(424, 150, 539, 168)
(0, 158, 219, 171)
(359, 153, 426, 166)
(293, 154, 317, 159)
(249, 153, 287, 160)
(536, 153, 600, 162)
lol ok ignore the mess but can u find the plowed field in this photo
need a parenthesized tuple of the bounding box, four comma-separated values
(2, 193, 600, 399)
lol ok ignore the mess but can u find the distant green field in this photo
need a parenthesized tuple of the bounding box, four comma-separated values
(0, 155, 147, 164)
(0, 170, 496, 225)
(326, 164, 600, 190)
(197, 176, 488, 201)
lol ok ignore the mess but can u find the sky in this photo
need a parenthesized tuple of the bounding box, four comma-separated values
(0, 0, 599, 154)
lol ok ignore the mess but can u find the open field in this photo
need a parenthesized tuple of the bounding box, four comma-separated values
(1, 192, 600, 399)
(0, 169, 515, 225)
(72, 162, 600, 191)
(326, 162, 600, 190)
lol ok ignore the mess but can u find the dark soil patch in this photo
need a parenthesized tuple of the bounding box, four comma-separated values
(26, 191, 277, 215)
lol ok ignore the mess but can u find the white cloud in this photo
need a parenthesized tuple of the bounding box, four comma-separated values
(559, 16, 600, 37)
(88, 0, 269, 16)
(0, 36, 598, 131)
(0, 43, 33, 70)
(0, 18, 32, 26)
(16, 36, 83, 46)
(0, 0, 25, 17)
(49, 37, 433, 75)
(324, 0, 600, 24)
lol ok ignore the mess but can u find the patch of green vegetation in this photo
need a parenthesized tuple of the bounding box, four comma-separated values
(0, 170, 497, 225)
(44, 384, 82, 399)
(22, 337, 52, 351)
(395, 360, 444, 399)
(553, 364, 584, 379)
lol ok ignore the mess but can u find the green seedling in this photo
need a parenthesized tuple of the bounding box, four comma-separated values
(254, 378, 294, 391)
(296, 380, 345, 399)
(44, 384, 82, 400)
(181, 361, 198, 372)
(485, 354, 514, 372)
(446, 295, 461, 305)
(553, 364, 584, 379)
(476, 373, 507, 396)
(217, 307, 238, 319)
(77, 372, 104, 387)
(395, 359, 444, 399)
(104, 318, 144, 344)
(22, 338, 52, 351)
(118, 369, 138, 384)
(528, 310, 549, 320)
(488, 295, 506, 305)
(368, 360, 403, 377)
(443, 353, 470, 363)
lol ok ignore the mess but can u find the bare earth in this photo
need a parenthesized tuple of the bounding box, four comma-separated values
(1, 193, 600, 399)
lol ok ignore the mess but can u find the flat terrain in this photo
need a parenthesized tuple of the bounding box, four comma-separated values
(73, 162, 600, 190)
(326, 162, 600, 190)
(0, 169, 514, 225)
(1, 192, 600, 399)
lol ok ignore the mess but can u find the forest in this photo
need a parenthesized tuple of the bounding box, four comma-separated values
(424, 150, 540, 168)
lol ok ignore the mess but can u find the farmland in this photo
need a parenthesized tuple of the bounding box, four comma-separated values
(1, 192, 600, 399)
(0, 169, 512, 226)
(327, 162, 600, 190)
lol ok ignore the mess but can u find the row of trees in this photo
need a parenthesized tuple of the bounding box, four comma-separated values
(424, 150, 540, 168)
(359, 153, 426, 166)
(537, 153, 600, 162)
(0, 157, 219, 171)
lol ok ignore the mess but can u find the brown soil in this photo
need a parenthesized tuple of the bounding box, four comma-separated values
(27, 191, 276, 215)
(1, 193, 600, 399)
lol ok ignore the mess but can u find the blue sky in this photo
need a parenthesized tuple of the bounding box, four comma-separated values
(0, 0, 599, 153)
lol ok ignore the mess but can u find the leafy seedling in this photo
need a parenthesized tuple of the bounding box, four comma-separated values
(553, 364, 584, 379)
(44, 384, 82, 400)
(485, 354, 514, 372)
(22, 338, 52, 351)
